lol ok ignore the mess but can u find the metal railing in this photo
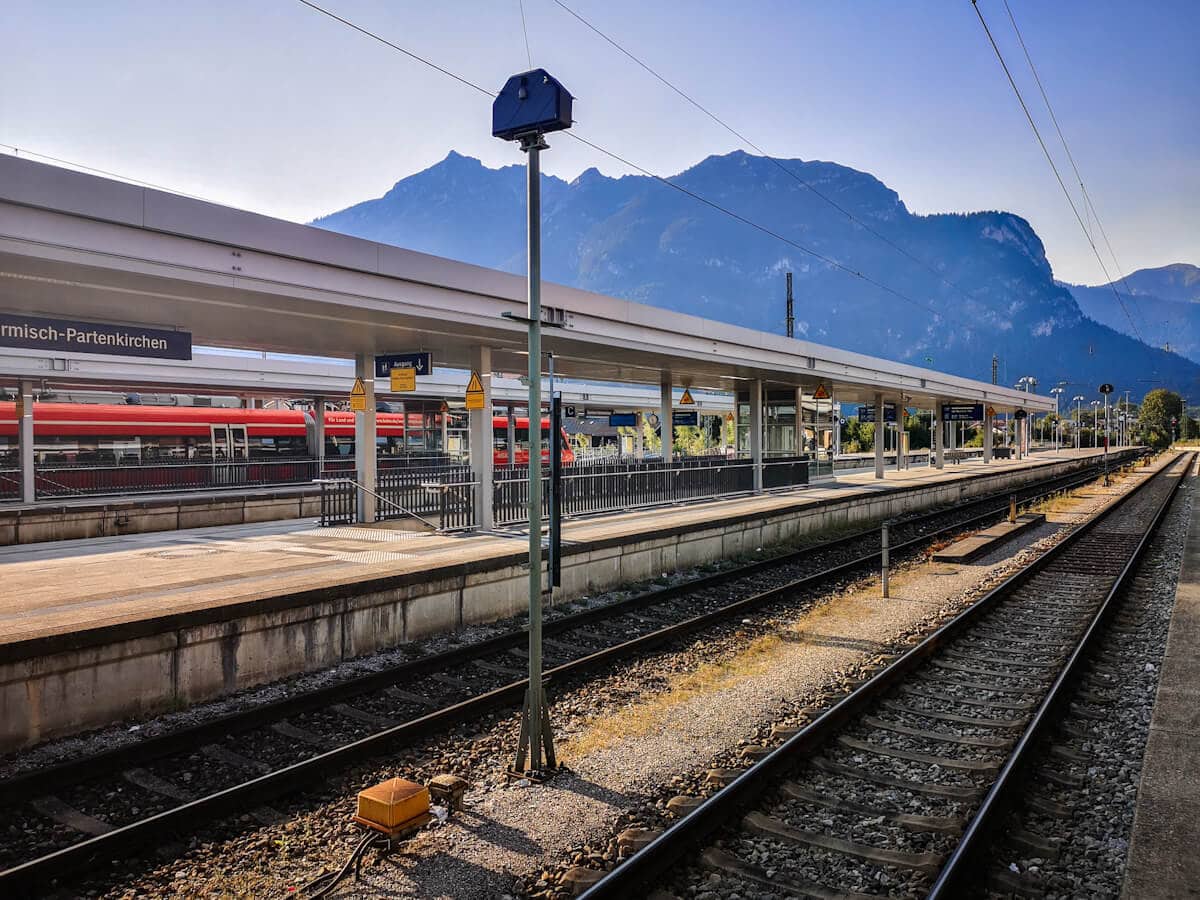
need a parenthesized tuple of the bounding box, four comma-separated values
(0, 468, 18, 501)
(493, 455, 811, 526)
(316, 464, 477, 531)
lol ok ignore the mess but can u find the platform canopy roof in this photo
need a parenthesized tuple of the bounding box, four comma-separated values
(0, 156, 1052, 413)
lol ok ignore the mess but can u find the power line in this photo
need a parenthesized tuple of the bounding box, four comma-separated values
(970, 0, 1145, 344)
(293, 0, 958, 323)
(296, 0, 496, 98)
(564, 132, 947, 319)
(518, 0, 533, 69)
(1000, 0, 1145, 330)
(550, 0, 982, 309)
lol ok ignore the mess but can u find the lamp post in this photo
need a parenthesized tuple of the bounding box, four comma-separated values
(1050, 385, 1064, 453)
(1073, 395, 1085, 449)
(492, 68, 574, 778)
(1090, 401, 1101, 448)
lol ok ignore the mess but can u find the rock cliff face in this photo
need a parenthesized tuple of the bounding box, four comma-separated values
(313, 150, 1200, 391)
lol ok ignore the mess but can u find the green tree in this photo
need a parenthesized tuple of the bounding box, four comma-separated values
(1140, 388, 1183, 449)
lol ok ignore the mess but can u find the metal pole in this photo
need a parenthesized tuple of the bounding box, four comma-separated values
(521, 134, 552, 774)
(785, 271, 794, 339)
(881, 522, 889, 599)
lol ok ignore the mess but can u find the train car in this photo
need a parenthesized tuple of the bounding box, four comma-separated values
(0, 403, 573, 468)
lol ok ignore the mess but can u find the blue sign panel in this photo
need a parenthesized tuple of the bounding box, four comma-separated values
(942, 403, 984, 422)
(857, 403, 897, 423)
(0, 312, 191, 360)
(672, 411, 699, 427)
(609, 413, 638, 427)
(374, 352, 432, 378)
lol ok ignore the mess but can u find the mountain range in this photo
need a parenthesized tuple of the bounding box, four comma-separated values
(312, 150, 1200, 396)
(1064, 264, 1200, 366)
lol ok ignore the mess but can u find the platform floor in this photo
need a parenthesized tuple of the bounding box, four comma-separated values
(1123, 459, 1200, 899)
(0, 448, 1109, 651)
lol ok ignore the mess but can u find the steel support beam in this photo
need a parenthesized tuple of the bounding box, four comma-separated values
(353, 354, 376, 523)
(983, 409, 993, 463)
(17, 379, 34, 503)
(312, 396, 326, 476)
(660, 377, 673, 462)
(874, 393, 885, 479)
(751, 379, 764, 494)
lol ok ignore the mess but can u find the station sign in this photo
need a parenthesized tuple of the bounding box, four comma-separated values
(464, 370, 485, 411)
(857, 403, 897, 423)
(586, 407, 614, 418)
(0, 312, 192, 360)
(564, 405, 577, 418)
(672, 411, 699, 427)
(374, 352, 432, 379)
(942, 403, 984, 422)
(389, 367, 416, 392)
(349, 377, 367, 412)
(609, 413, 638, 427)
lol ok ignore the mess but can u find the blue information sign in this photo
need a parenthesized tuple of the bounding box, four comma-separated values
(609, 413, 638, 427)
(942, 403, 984, 422)
(672, 411, 699, 427)
(857, 403, 897, 423)
(374, 352, 432, 378)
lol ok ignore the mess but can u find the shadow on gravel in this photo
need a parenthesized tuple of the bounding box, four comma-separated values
(786, 631, 892, 653)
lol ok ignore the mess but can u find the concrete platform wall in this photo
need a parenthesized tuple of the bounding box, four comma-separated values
(0, 488, 323, 546)
(0, 452, 1131, 751)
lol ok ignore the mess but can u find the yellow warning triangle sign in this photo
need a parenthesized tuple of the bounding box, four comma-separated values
(350, 376, 367, 412)
(986, 405, 996, 418)
(466, 370, 484, 394)
(350, 377, 366, 397)
(679, 387, 695, 405)
(812, 383, 830, 400)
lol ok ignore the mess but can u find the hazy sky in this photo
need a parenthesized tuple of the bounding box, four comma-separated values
(2, 0, 1195, 286)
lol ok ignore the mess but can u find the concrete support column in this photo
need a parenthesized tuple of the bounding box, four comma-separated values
(983, 409, 993, 463)
(312, 396, 326, 476)
(17, 379, 34, 503)
(874, 392, 885, 479)
(751, 379, 764, 494)
(660, 377, 673, 462)
(934, 404, 945, 470)
(833, 392, 842, 459)
(896, 398, 905, 471)
(634, 411, 644, 460)
(353, 355, 376, 523)
(468, 346, 494, 531)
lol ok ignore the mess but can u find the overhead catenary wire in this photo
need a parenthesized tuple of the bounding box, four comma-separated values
(1000, 0, 1146, 332)
(518, 0, 533, 69)
(293, 0, 960, 324)
(549, 0, 986, 311)
(971, 0, 1145, 344)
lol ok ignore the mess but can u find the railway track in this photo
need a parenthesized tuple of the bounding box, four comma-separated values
(574, 451, 1189, 900)
(0, 458, 1131, 894)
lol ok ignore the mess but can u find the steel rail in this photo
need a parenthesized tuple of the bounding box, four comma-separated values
(576, 451, 1186, 900)
(0, 458, 1129, 893)
(2, 459, 1109, 804)
(927, 451, 1192, 896)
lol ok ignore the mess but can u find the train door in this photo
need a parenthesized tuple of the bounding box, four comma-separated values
(210, 424, 249, 485)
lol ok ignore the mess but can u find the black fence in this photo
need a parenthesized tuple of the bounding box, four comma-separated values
(493, 455, 811, 526)
(8, 454, 465, 500)
(0, 469, 17, 501)
(317, 464, 476, 530)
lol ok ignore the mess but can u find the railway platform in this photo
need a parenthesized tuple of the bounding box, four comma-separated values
(0, 447, 1129, 752)
(1123, 456, 1200, 899)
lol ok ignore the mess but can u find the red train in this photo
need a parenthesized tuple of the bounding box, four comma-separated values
(0, 403, 572, 468)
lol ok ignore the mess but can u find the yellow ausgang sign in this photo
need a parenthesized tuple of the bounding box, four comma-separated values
(812, 383, 830, 400)
(390, 367, 416, 392)
(678, 387, 695, 405)
(350, 376, 367, 412)
(465, 370, 485, 411)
